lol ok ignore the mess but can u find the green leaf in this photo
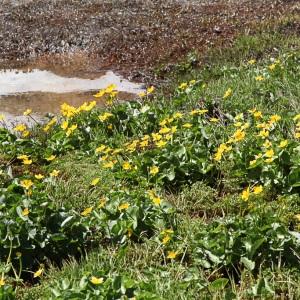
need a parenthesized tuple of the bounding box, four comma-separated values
(210, 278, 229, 290)
(112, 275, 123, 291)
(225, 288, 236, 300)
(51, 131, 65, 141)
(240, 257, 255, 271)
(171, 145, 186, 158)
(60, 278, 70, 290)
(61, 216, 74, 228)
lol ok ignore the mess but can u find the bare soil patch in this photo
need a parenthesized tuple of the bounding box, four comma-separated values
(0, 0, 298, 82)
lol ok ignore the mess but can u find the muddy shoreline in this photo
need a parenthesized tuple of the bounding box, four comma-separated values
(0, 0, 296, 83)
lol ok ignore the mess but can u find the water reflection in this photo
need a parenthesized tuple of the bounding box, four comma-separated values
(0, 69, 144, 126)
(0, 69, 144, 95)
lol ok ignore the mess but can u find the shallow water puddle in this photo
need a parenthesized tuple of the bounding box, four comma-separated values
(0, 69, 144, 128)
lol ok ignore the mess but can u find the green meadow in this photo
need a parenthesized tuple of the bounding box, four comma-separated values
(2, 14, 300, 300)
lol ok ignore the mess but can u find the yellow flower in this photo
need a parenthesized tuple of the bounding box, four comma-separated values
(61, 120, 69, 130)
(235, 113, 243, 120)
(34, 269, 43, 278)
(255, 153, 262, 159)
(91, 277, 104, 284)
(295, 214, 300, 222)
(295, 132, 300, 139)
(22, 209, 29, 216)
(190, 79, 196, 84)
(99, 155, 108, 162)
(139, 92, 146, 97)
(234, 122, 242, 127)
(156, 140, 167, 148)
(110, 91, 118, 98)
(182, 123, 192, 128)
(223, 88, 232, 98)
(103, 161, 114, 168)
(241, 187, 250, 201)
(147, 86, 154, 93)
(14, 124, 26, 131)
(66, 128, 72, 137)
(159, 119, 167, 126)
(258, 130, 269, 139)
(202, 84, 207, 89)
(147, 190, 155, 197)
(171, 126, 177, 133)
(23, 158, 32, 165)
(81, 206, 93, 216)
(162, 235, 170, 244)
(250, 159, 257, 166)
(241, 123, 249, 130)
(293, 114, 300, 121)
(123, 162, 131, 170)
(159, 127, 171, 134)
(22, 130, 30, 137)
(48, 117, 57, 125)
(268, 65, 275, 70)
(44, 124, 50, 132)
(0, 115, 5, 120)
(199, 109, 208, 114)
(173, 112, 183, 118)
(263, 140, 272, 148)
(23, 109, 31, 116)
(95, 145, 106, 152)
(97, 199, 106, 209)
(152, 132, 162, 141)
(279, 140, 287, 148)
(107, 124, 113, 130)
(190, 110, 198, 115)
(265, 158, 274, 163)
(0, 278, 5, 286)
(256, 76, 264, 81)
(214, 151, 222, 162)
(254, 111, 263, 119)
(20, 180, 33, 189)
(167, 251, 178, 259)
(248, 108, 256, 113)
(265, 148, 274, 158)
(140, 140, 148, 147)
(269, 115, 281, 124)
(112, 148, 122, 155)
(210, 118, 219, 122)
(118, 202, 130, 211)
(249, 59, 256, 64)
(50, 170, 59, 177)
(178, 82, 187, 89)
(91, 178, 100, 186)
(93, 89, 105, 98)
(46, 155, 56, 161)
(149, 166, 159, 175)
(35, 174, 44, 179)
(253, 185, 263, 195)
(153, 197, 162, 206)
(233, 129, 246, 142)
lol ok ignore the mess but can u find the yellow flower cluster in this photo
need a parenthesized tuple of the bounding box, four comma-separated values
(93, 84, 117, 99)
(139, 86, 155, 97)
(293, 114, 300, 139)
(147, 189, 162, 206)
(61, 101, 96, 119)
(44, 117, 57, 132)
(17, 154, 32, 165)
(241, 185, 263, 201)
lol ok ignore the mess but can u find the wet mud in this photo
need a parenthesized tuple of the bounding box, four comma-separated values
(0, 0, 297, 83)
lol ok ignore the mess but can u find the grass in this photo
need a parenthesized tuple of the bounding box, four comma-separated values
(2, 12, 300, 300)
